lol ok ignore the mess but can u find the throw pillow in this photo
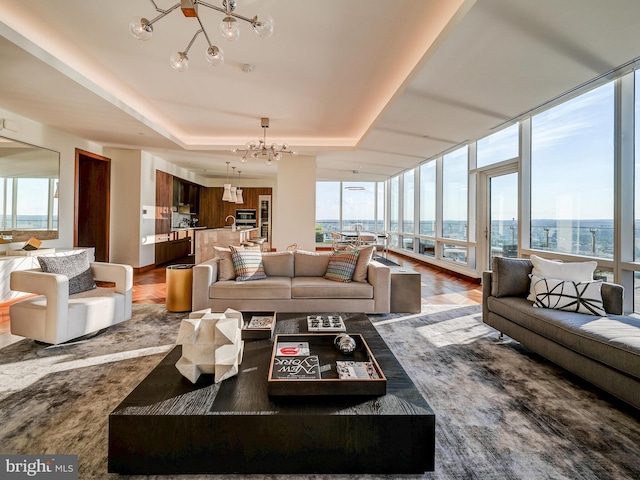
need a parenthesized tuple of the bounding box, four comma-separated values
(352, 244, 375, 283)
(230, 245, 267, 282)
(324, 249, 359, 283)
(530, 274, 606, 316)
(214, 246, 237, 281)
(294, 250, 332, 277)
(527, 254, 597, 301)
(37, 251, 96, 295)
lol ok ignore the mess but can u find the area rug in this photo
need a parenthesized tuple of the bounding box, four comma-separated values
(0, 304, 638, 479)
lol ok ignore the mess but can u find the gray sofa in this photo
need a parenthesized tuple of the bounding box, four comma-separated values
(192, 249, 391, 314)
(483, 257, 640, 410)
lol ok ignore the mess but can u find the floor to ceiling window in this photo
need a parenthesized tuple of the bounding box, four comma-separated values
(389, 176, 399, 248)
(401, 169, 414, 251)
(530, 83, 614, 259)
(343, 182, 375, 232)
(442, 146, 468, 263)
(419, 161, 436, 257)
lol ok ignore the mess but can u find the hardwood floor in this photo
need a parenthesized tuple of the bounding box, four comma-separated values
(0, 252, 482, 347)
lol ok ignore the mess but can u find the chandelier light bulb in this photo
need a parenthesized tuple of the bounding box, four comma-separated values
(251, 151, 259, 159)
(270, 143, 279, 151)
(266, 158, 272, 166)
(129, 17, 153, 40)
(252, 14, 274, 38)
(274, 152, 282, 161)
(241, 155, 247, 163)
(245, 141, 256, 149)
(206, 46, 224, 66)
(220, 17, 240, 41)
(170, 52, 189, 72)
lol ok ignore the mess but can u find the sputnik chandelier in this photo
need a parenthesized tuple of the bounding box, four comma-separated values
(233, 117, 297, 165)
(129, 0, 274, 72)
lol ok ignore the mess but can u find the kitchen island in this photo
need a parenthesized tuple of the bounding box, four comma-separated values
(195, 227, 259, 264)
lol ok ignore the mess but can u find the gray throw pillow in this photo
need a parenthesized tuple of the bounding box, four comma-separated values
(491, 257, 532, 298)
(38, 251, 96, 295)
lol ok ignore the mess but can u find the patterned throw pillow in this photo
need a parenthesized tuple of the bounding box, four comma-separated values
(530, 274, 605, 316)
(230, 245, 267, 282)
(324, 249, 359, 283)
(37, 251, 96, 295)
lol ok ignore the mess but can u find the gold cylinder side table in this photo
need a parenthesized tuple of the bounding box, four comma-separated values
(166, 264, 194, 312)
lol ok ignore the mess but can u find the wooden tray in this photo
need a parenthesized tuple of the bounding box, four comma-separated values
(267, 333, 386, 396)
(241, 311, 276, 340)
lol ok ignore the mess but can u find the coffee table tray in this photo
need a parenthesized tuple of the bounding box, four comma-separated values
(267, 333, 386, 396)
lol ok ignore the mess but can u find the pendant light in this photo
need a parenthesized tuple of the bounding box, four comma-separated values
(230, 166, 238, 203)
(222, 161, 232, 201)
(235, 170, 244, 204)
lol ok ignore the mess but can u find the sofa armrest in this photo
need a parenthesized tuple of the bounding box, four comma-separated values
(10, 270, 70, 337)
(192, 259, 219, 312)
(368, 261, 390, 313)
(91, 262, 133, 295)
(482, 271, 492, 324)
(601, 282, 623, 315)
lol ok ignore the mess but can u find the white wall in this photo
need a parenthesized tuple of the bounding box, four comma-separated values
(273, 155, 316, 252)
(0, 108, 103, 252)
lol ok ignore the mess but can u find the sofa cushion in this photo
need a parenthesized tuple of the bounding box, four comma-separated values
(292, 277, 373, 299)
(37, 251, 96, 295)
(324, 249, 359, 282)
(214, 246, 238, 281)
(262, 251, 294, 277)
(294, 250, 331, 277)
(491, 257, 532, 298)
(230, 246, 267, 282)
(530, 274, 605, 316)
(210, 277, 292, 300)
(487, 296, 640, 378)
(527, 254, 597, 301)
(353, 245, 375, 283)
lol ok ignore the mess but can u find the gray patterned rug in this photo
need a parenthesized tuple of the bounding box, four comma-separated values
(0, 304, 638, 479)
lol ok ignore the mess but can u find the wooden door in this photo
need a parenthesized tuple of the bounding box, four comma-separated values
(75, 149, 110, 262)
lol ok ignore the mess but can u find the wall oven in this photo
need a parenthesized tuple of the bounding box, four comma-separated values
(235, 209, 257, 228)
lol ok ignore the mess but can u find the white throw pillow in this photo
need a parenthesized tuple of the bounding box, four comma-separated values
(530, 274, 605, 316)
(527, 254, 597, 301)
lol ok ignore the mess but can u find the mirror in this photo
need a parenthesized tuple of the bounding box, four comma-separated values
(0, 136, 59, 242)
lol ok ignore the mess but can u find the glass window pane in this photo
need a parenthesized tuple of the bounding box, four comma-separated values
(0, 178, 11, 232)
(531, 84, 614, 259)
(442, 243, 467, 263)
(401, 235, 414, 252)
(402, 170, 414, 233)
(389, 176, 399, 233)
(442, 146, 468, 240)
(419, 161, 436, 236)
(477, 124, 519, 168)
(343, 182, 375, 231)
(419, 238, 435, 257)
(315, 182, 340, 235)
(16, 178, 49, 229)
(376, 181, 385, 232)
(635, 72, 640, 261)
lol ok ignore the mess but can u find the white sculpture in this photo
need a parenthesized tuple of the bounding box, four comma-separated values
(175, 308, 244, 383)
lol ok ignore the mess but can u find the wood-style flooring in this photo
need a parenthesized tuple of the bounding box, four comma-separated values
(0, 252, 482, 348)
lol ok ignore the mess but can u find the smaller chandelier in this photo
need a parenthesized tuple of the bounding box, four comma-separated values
(130, 0, 274, 72)
(233, 118, 297, 165)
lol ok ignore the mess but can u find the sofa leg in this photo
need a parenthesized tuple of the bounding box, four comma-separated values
(498, 332, 504, 341)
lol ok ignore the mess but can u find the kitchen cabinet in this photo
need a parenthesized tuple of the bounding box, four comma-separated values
(155, 237, 191, 266)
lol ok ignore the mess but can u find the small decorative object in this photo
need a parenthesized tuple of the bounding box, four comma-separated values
(23, 237, 42, 251)
(175, 308, 244, 384)
(334, 333, 356, 355)
(307, 315, 346, 332)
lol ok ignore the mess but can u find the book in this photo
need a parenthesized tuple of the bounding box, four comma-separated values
(272, 355, 321, 379)
(336, 361, 379, 380)
(307, 315, 346, 332)
(275, 342, 310, 357)
(247, 316, 274, 329)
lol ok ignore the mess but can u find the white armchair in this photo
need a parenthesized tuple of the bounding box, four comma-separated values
(9, 262, 133, 344)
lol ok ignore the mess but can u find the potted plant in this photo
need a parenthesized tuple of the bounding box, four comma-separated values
(315, 225, 325, 243)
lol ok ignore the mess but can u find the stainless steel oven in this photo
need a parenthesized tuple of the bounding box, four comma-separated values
(235, 209, 257, 228)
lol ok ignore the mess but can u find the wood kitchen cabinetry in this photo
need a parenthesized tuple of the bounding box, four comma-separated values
(198, 187, 272, 231)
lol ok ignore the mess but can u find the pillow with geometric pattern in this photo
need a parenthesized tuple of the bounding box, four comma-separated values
(230, 245, 267, 282)
(529, 274, 605, 316)
(324, 249, 359, 283)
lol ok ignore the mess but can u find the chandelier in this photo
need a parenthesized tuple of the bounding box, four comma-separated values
(129, 0, 274, 72)
(233, 118, 297, 165)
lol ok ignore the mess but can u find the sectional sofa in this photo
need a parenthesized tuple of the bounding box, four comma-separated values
(483, 256, 640, 410)
(192, 249, 391, 314)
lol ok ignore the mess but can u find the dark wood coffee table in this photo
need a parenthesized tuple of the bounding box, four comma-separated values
(108, 313, 435, 475)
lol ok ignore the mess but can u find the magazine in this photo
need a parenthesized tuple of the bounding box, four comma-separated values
(247, 316, 274, 329)
(275, 342, 310, 356)
(336, 361, 379, 380)
(272, 355, 321, 379)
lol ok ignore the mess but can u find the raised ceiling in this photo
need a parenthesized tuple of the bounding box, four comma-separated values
(1, 0, 639, 182)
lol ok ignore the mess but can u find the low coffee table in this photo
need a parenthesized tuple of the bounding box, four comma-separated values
(108, 313, 435, 475)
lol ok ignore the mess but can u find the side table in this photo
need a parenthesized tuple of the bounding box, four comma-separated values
(389, 267, 421, 313)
